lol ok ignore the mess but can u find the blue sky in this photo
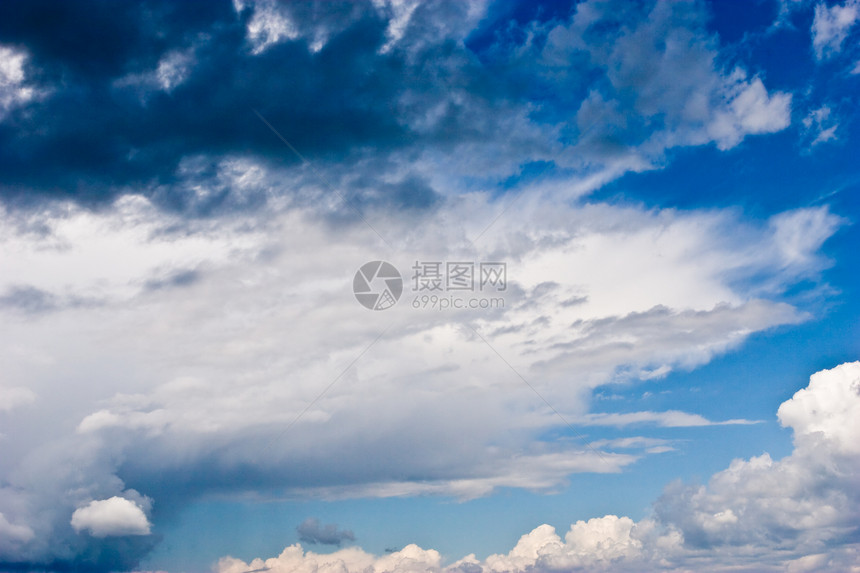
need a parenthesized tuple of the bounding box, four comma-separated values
(1, 1, 859, 572)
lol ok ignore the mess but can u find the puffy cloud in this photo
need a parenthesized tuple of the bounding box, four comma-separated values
(218, 544, 442, 573)
(654, 362, 860, 566)
(777, 361, 860, 455)
(70, 496, 152, 538)
(812, 0, 859, 60)
(218, 362, 860, 572)
(297, 518, 356, 546)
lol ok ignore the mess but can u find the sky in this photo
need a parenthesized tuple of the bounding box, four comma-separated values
(0, 0, 859, 572)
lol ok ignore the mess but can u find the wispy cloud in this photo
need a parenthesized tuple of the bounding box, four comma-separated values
(581, 411, 761, 428)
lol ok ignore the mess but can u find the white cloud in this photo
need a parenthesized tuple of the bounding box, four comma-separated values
(812, 0, 859, 60)
(654, 361, 860, 566)
(0, 185, 842, 561)
(373, 0, 422, 53)
(777, 361, 860, 455)
(217, 362, 860, 572)
(802, 105, 839, 146)
(70, 496, 152, 538)
(581, 410, 760, 428)
(234, 0, 300, 54)
(707, 74, 793, 150)
(0, 45, 37, 120)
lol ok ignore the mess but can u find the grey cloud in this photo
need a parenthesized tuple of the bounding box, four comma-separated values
(0, 285, 58, 314)
(297, 518, 356, 546)
(143, 269, 201, 292)
(0, 0, 793, 216)
(0, 285, 103, 315)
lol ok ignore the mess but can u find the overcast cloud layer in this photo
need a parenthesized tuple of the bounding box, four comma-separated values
(0, 0, 858, 571)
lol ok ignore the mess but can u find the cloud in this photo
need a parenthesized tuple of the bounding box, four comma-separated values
(217, 362, 860, 572)
(0, 183, 840, 567)
(0, 385, 36, 412)
(777, 360, 860, 455)
(70, 496, 152, 538)
(706, 74, 792, 151)
(0, 1, 843, 570)
(0, 0, 793, 210)
(297, 518, 356, 546)
(653, 362, 860, 563)
(581, 410, 761, 428)
(0, 44, 38, 121)
(0, 512, 35, 554)
(812, 0, 859, 60)
(802, 105, 839, 146)
(541, 0, 792, 159)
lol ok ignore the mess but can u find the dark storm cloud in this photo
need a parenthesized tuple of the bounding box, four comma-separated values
(0, 1, 403, 206)
(0, 0, 522, 212)
(0, 535, 160, 573)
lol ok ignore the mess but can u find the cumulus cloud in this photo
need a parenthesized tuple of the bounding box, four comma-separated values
(297, 518, 356, 546)
(70, 496, 152, 538)
(812, 0, 859, 60)
(653, 362, 860, 566)
(218, 362, 860, 572)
